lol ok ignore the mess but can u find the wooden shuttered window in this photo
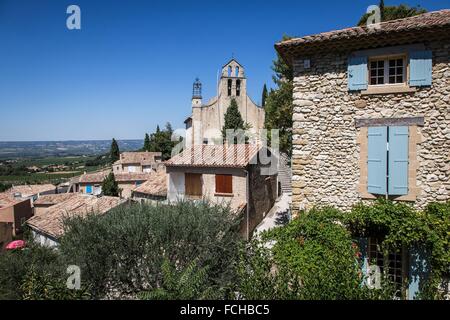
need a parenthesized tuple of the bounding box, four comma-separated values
(185, 173, 202, 198)
(367, 126, 409, 196)
(215, 174, 233, 194)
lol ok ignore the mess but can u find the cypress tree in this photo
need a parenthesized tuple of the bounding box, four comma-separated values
(143, 133, 151, 151)
(222, 98, 246, 143)
(110, 138, 120, 163)
(262, 84, 268, 108)
(101, 172, 120, 197)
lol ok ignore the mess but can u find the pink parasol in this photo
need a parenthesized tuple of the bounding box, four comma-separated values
(5, 240, 26, 250)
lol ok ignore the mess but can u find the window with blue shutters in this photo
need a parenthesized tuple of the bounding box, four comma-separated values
(368, 127, 388, 195)
(348, 49, 432, 92)
(367, 126, 409, 196)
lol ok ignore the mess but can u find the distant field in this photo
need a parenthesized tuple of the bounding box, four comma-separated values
(0, 172, 81, 184)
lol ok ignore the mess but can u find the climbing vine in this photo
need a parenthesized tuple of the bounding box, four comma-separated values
(344, 199, 449, 299)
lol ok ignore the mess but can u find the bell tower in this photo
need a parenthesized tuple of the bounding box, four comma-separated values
(218, 59, 247, 109)
(192, 78, 202, 108)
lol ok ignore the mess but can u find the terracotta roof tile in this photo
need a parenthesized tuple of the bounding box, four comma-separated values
(7, 184, 56, 198)
(132, 170, 167, 197)
(33, 193, 78, 206)
(165, 144, 261, 168)
(276, 10, 450, 60)
(26, 194, 126, 239)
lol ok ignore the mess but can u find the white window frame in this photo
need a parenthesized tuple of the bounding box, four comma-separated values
(368, 55, 407, 87)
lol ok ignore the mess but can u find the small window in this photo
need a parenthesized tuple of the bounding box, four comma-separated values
(228, 66, 232, 77)
(368, 237, 404, 297)
(215, 174, 233, 194)
(203, 138, 208, 145)
(369, 57, 406, 86)
(227, 79, 232, 96)
(236, 80, 241, 96)
(235, 66, 239, 77)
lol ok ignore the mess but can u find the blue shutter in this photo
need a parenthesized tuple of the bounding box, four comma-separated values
(409, 50, 432, 87)
(367, 127, 387, 195)
(388, 126, 409, 196)
(408, 245, 430, 300)
(86, 185, 92, 194)
(348, 56, 368, 91)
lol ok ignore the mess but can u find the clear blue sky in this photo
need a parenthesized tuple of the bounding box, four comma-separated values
(0, 0, 448, 141)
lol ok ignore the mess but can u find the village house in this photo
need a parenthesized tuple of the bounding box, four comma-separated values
(26, 194, 127, 247)
(185, 59, 265, 147)
(76, 170, 153, 198)
(165, 144, 277, 238)
(0, 194, 32, 240)
(113, 151, 163, 174)
(276, 10, 450, 299)
(7, 184, 56, 204)
(131, 169, 168, 202)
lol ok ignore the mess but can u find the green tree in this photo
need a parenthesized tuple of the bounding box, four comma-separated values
(101, 172, 120, 197)
(147, 123, 176, 160)
(264, 35, 294, 155)
(143, 133, 151, 152)
(358, 1, 427, 26)
(261, 84, 268, 108)
(110, 138, 120, 163)
(59, 201, 242, 299)
(138, 258, 215, 300)
(222, 98, 247, 143)
(239, 207, 396, 300)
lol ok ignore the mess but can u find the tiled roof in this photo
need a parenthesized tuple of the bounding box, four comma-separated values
(7, 184, 56, 198)
(78, 170, 110, 183)
(165, 144, 261, 168)
(78, 170, 153, 183)
(26, 194, 126, 239)
(132, 170, 167, 197)
(0, 193, 20, 209)
(33, 193, 78, 206)
(118, 152, 162, 165)
(276, 10, 450, 60)
(114, 173, 153, 182)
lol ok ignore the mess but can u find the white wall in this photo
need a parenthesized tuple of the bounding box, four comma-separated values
(167, 172, 185, 202)
(31, 230, 58, 248)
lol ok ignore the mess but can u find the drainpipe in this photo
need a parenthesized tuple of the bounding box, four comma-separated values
(245, 168, 250, 242)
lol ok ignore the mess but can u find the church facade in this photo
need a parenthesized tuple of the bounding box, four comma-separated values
(185, 59, 265, 146)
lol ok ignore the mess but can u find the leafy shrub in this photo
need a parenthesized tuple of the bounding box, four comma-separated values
(59, 201, 243, 299)
(239, 206, 396, 300)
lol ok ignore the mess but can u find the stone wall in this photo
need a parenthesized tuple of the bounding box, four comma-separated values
(292, 40, 450, 212)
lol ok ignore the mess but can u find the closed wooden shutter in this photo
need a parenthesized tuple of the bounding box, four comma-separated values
(348, 56, 368, 91)
(388, 126, 409, 196)
(215, 174, 233, 194)
(409, 50, 432, 87)
(185, 173, 202, 197)
(367, 127, 388, 195)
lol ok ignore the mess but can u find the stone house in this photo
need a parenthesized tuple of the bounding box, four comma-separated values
(165, 144, 277, 238)
(26, 194, 127, 247)
(276, 10, 450, 300)
(185, 59, 265, 147)
(276, 10, 450, 212)
(113, 151, 163, 174)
